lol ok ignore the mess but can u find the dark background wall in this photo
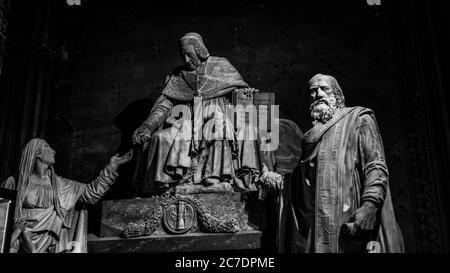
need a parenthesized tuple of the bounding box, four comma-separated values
(0, 0, 9, 75)
(0, 0, 449, 253)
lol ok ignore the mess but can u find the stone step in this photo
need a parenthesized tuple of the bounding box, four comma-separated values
(88, 231, 263, 253)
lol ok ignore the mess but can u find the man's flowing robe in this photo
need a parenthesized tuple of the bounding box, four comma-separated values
(132, 57, 271, 195)
(17, 166, 118, 253)
(279, 107, 404, 253)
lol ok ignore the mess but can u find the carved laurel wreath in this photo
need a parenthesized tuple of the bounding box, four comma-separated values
(121, 194, 240, 238)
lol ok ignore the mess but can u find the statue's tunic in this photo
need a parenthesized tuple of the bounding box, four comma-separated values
(285, 107, 404, 253)
(19, 166, 118, 253)
(132, 57, 269, 195)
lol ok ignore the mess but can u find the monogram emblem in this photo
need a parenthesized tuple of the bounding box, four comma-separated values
(163, 198, 196, 234)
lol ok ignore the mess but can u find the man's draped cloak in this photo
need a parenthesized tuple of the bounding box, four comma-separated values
(162, 56, 249, 101)
(279, 107, 404, 253)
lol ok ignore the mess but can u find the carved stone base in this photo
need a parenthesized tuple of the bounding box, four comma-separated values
(174, 182, 234, 195)
(88, 231, 264, 253)
(99, 192, 267, 238)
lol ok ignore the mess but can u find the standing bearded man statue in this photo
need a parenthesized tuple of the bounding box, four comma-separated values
(132, 32, 271, 196)
(278, 74, 404, 253)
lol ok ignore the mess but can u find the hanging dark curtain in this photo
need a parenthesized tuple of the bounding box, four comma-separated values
(0, 0, 58, 181)
(0, 0, 10, 77)
(390, 0, 450, 252)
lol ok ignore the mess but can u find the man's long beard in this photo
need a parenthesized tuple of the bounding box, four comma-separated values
(310, 99, 337, 125)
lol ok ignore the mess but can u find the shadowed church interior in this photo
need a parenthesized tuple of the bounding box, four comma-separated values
(0, 0, 449, 253)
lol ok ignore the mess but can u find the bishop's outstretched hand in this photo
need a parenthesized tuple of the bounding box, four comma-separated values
(132, 124, 152, 145)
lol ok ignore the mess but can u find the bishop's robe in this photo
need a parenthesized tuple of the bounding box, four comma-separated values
(280, 106, 404, 253)
(132, 56, 272, 195)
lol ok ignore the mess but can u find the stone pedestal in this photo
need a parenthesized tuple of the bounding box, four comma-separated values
(88, 192, 270, 253)
(88, 231, 263, 253)
(174, 183, 234, 195)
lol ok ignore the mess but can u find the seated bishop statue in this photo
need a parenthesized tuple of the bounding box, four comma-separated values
(131, 32, 275, 196)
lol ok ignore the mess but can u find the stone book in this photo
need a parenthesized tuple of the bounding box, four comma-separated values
(253, 92, 275, 131)
(232, 90, 275, 108)
(232, 90, 275, 128)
